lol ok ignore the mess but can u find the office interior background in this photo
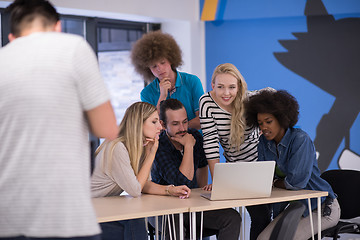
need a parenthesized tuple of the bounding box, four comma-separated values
(0, 0, 359, 173)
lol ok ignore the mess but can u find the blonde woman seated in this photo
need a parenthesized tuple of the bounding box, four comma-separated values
(91, 102, 191, 240)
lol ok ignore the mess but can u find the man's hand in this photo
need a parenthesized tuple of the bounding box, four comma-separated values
(159, 78, 172, 99)
(171, 133, 196, 148)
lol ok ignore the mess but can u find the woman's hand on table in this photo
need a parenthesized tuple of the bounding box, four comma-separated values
(168, 185, 191, 199)
(202, 184, 212, 191)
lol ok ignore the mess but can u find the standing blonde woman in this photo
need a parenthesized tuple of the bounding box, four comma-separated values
(91, 102, 190, 240)
(199, 63, 272, 240)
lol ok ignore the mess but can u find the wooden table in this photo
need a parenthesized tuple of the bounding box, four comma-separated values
(93, 193, 189, 223)
(187, 188, 328, 240)
(93, 193, 190, 240)
(92, 187, 328, 240)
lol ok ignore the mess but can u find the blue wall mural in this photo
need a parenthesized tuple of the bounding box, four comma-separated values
(202, 0, 360, 171)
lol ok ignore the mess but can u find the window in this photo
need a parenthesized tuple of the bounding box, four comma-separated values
(61, 16, 85, 37)
(0, 11, 160, 160)
(0, 9, 2, 46)
(58, 16, 159, 124)
(96, 20, 160, 123)
(0, 7, 9, 47)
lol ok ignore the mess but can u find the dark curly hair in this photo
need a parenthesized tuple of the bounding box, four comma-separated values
(159, 99, 184, 125)
(131, 30, 183, 83)
(245, 90, 299, 129)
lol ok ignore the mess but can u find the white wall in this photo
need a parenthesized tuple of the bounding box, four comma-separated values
(0, 0, 207, 89)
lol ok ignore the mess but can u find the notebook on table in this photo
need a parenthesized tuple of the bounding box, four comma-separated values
(201, 161, 275, 201)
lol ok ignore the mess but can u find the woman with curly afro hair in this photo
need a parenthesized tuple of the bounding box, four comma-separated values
(131, 30, 204, 129)
(246, 90, 340, 240)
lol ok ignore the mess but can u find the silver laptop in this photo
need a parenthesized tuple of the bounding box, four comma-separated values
(201, 161, 275, 201)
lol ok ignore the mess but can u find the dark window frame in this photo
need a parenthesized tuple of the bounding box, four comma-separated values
(1, 7, 10, 46)
(1, 10, 160, 49)
(0, 9, 160, 173)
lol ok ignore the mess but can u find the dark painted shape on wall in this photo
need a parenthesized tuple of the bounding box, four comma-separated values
(274, 0, 360, 171)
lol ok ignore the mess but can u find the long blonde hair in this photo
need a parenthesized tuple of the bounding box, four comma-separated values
(211, 63, 248, 149)
(95, 102, 157, 175)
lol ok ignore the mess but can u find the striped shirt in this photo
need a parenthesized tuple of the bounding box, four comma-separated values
(199, 92, 260, 162)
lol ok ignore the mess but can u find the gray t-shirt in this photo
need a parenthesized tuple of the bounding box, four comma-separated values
(0, 32, 110, 237)
(91, 141, 142, 198)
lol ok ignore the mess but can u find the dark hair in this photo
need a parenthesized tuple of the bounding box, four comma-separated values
(245, 90, 299, 129)
(6, 0, 59, 37)
(159, 99, 185, 125)
(131, 30, 183, 83)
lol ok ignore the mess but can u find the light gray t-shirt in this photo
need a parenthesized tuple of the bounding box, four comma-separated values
(91, 141, 142, 198)
(0, 32, 110, 237)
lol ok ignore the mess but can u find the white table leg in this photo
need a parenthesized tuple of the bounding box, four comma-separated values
(167, 215, 173, 240)
(189, 212, 192, 239)
(191, 212, 197, 240)
(155, 215, 159, 240)
(179, 213, 184, 240)
(241, 206, 245, 240)
(161, 215, 166, 240)
(171, 214, 177, 240)
(200, 211, 203, 240)
(308, 198, 315, 240)
(317, 197, 321, 240)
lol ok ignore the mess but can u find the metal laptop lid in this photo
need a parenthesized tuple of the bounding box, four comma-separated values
(205, 161, 275, 201)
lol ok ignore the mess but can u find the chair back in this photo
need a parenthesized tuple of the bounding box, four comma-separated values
(321, 169, 360, 219)
(270, 201, 306, 240)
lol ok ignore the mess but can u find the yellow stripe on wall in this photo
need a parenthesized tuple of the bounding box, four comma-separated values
(201, 0, 219, 21)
